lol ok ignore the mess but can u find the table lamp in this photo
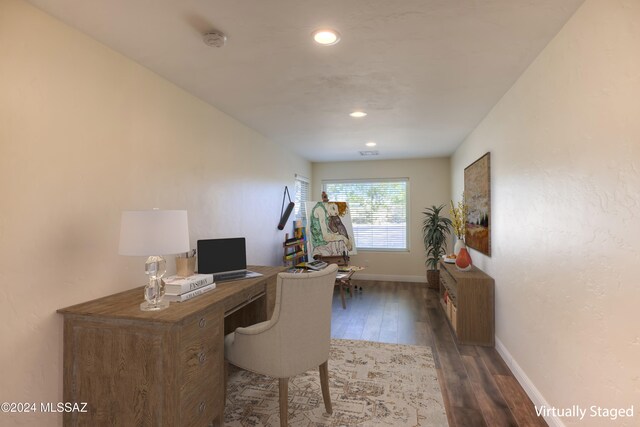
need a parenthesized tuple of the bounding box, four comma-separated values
(118, 209, 190, 311)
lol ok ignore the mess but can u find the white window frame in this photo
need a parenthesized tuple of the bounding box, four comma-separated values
(322, 178, 409, 252)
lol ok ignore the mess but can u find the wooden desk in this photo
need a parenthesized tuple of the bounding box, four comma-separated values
(57, 265, 283, 427)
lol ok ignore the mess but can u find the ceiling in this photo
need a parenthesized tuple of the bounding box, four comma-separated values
(26, 0, 584, 162)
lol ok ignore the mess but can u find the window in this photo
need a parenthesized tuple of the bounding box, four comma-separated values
(323, 179, 408, 250)
(294, 174, 310, 220)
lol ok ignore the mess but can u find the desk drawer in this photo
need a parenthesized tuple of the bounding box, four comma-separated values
(180, 352, 220, 427)
(180, 308, 223, 426)
(180, 331, 218, 387)
(225, 285, 265, 315)
(180, 308, 221, 374)
(181, 309, 219, 350)
(181, 385, 218, 427)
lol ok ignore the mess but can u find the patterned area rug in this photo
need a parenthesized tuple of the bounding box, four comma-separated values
(224, 339, 448, 426)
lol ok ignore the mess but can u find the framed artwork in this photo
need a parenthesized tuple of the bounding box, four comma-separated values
(305, 201, 357, 258)
(464, 152, 491, 256)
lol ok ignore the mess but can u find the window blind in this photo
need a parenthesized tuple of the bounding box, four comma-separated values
(323, 179, 408, 250)
(294, 175, 310, 220)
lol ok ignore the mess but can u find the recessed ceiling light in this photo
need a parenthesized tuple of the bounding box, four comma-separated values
(350, 111, 367, 118)
(365, 141, 377, 147)
(312, 29, 341, 46)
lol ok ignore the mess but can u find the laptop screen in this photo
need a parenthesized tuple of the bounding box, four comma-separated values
(197, 238, 247, 274)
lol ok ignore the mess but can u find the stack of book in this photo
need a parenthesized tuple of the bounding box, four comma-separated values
(163, 274, 216, 303)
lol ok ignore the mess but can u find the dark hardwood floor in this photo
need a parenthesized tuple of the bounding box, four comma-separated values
(330, 280, 547, 427)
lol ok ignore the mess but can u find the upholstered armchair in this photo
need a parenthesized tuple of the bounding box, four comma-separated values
(224, 264, 338, 426)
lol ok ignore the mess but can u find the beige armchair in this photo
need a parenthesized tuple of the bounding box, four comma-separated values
(224, 264, 338, 426)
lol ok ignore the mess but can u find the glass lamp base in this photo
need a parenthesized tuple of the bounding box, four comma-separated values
(140, 300, 170, 311)
(140, 256, 169, 312)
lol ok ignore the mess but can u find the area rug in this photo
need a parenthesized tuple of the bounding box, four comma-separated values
(224, 339, 448, 426)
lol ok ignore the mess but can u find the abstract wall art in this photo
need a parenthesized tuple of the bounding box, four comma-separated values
(464, 152, 491, 256)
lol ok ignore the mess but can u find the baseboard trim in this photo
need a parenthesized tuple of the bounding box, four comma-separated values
(352, 273, 426, 283)
(495, 337, 564, 427)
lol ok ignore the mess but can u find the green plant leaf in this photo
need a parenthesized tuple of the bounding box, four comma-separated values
(422, 204, 451, 270)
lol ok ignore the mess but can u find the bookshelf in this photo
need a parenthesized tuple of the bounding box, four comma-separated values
(283, 224, 307, 267)
(438, 260, 495, 346)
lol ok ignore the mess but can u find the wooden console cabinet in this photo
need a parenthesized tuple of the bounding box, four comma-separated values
(58, 266, 282, 427)
(438, 260, 494, 346)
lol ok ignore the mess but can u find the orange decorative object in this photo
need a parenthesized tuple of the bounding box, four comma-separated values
(455, 247, 472, 271)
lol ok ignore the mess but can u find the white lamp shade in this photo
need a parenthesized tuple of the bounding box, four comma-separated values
(118, 210, 190, 256)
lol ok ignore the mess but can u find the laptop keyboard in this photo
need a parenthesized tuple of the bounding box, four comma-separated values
(213, 272, 247, 282)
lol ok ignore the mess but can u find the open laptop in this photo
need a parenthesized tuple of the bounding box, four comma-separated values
(197, 237, 262, 282)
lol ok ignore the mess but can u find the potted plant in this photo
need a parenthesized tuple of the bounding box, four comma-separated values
(422, 204, 452, 289)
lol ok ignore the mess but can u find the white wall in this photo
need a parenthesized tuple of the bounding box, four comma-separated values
(451, 0, 640, 425)
(313, 158, 450, 281)
(0, 1, 309, 425)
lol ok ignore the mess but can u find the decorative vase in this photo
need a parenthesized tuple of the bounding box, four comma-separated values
(453, 236, 466, 256)
(455, 247, 472, 271)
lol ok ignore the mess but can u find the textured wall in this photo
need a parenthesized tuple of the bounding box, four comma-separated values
(451, 0, 640, 425)
(312, 158, 451, 281)
(0, 1, 309, 425)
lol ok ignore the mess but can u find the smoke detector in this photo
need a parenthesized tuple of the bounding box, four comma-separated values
(359, 150, 379, 156)
(203, 31, 227, 48)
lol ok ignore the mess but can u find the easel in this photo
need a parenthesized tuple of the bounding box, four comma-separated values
(314, 192, 361, 308)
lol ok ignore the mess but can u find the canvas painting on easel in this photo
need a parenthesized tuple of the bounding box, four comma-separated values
(305, 201, 357, 258)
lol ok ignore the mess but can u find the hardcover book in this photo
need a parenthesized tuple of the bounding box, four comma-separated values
(163, 274, 214, 294)
(164, 283, 217, 302)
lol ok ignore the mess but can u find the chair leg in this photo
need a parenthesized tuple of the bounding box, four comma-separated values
(279, 377, 289, 427)
(338, 282, 346, 309)
(319, 361, 332, 414)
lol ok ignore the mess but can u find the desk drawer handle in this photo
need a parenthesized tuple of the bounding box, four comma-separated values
(198, 352, 206, 364)
(198, 401, 206, 414)
(199, 318, 206, 328)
